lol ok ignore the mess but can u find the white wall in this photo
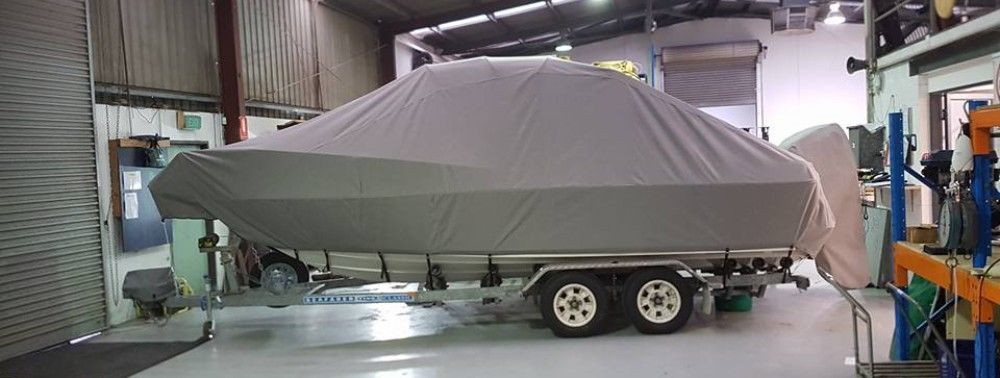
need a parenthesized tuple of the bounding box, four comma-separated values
(394, 34, 451, 79)
(94, 105, 292, 325)
(395, 40, 415, 78)
(569, 18, 869, 144)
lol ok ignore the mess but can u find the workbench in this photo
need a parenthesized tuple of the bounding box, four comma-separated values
(894, 243, 1000, 324)
(893, 242, 1000, 376)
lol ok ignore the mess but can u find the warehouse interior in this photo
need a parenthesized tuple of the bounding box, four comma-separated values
(1, 0, 1000, 377)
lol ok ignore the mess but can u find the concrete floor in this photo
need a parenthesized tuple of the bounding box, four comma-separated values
(99, 261, 895, 377)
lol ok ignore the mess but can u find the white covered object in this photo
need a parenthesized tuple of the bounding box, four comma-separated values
(781, 124, 870, 289)
(151, 57, 834, 258)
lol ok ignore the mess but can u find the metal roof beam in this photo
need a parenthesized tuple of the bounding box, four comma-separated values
(384, 0, 541, 34)
(374, 0, 412, 19)
(442, 2, 666, 54)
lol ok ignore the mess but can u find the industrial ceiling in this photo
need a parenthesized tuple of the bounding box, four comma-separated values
(327, 0, 867, 57)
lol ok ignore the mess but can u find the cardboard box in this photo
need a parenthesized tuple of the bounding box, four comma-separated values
(906, 224, 938, 244)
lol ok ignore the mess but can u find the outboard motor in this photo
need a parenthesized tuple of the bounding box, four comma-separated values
(122, 267, 178, 317)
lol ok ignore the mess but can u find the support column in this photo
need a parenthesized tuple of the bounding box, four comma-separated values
(969, 100, 996, 378)
(378, 29, 396, 86)
(214, 0, 247, 144)
(888, 111, 910, 361)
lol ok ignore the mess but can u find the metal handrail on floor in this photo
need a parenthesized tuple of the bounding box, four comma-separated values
(818, 268, 943, 377)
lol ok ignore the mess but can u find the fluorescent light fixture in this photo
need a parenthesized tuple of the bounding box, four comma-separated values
(494, 2, 547, 18)
(551, 0, 579, 5)
(555, 43, 573, 52)
(438, 14, 490, 30)
(824, 2, 846, 24)
(410, 27, 434, 37)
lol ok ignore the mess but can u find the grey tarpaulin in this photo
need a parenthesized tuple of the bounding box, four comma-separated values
(781, 124, 870, 289)
(150, 57, 834, 257)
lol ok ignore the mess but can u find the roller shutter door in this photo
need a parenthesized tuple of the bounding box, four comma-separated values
(0, 0, 107, 360)
(661, 41, 762, 108)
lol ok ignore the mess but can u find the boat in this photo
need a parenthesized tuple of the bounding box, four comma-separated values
(150, 56, 840, 283)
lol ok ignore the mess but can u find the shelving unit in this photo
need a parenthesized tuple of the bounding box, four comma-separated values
(889, 105, 1000, 378)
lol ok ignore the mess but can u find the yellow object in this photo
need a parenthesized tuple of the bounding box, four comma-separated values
(592, 60, 641, 80)
(935, 0, 955, 19)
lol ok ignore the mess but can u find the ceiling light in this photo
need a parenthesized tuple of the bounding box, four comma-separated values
(824, 2, 846, 25)
(555, 43, 573, 52)
(410, 27, 434, 37)
(494, 2, 547, 18)
(438, 14, 490, 30)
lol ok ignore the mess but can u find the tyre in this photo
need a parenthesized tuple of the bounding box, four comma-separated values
(251, 252, 309, 308)
(622, 268, 693, 334)
(539, 271, 610, 338)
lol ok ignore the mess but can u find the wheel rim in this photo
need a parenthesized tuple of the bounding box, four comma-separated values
(552, 283, 597, 328)
(262, 262, 298, 294)
(636, 279, 681, 324)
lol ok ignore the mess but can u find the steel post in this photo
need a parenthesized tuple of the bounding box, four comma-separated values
(968, 100, 996, 378)
(213, 0, 247, 144)
(888, 111, 910, 360)
(975, 322, 996, 378)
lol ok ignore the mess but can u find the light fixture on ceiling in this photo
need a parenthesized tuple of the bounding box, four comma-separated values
(438, 14, 490, 30)
(555, 43, 573, 52)
(824, 2, 846, 25)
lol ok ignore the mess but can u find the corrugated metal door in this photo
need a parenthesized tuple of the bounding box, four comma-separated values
(661, 41, 762, 108)
(0, 0, 107, 360)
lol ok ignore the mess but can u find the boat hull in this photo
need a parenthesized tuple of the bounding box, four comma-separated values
(286, 248, 793, 282)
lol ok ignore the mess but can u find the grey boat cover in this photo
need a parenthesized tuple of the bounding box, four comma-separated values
(150, 57, 834, 257)
(781, 124, 870, 289)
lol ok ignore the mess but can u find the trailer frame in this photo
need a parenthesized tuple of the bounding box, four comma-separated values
(139, 239, 814, 339)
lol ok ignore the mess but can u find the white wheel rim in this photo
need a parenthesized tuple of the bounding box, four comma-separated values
(636, 279, 681, 324)
(262, 262, 298, 294)
(552, 283, 597, 328)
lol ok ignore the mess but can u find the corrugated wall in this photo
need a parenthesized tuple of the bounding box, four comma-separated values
(90, 0, 218, 95)
(239, 0, 319, 108)
(316, 4, 379, 109)
(89, 0, 376, 110)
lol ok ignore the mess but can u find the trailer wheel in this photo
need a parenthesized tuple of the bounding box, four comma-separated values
(251, 252, 309, 308)
(540, 271, 610, 338)
(622, 269, 693, 334)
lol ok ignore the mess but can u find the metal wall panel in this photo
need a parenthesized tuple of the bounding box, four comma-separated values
(90, 0, 218, 96)
(240, 0, 320, 108)
(661, 41, 761, 108)
(89, 0, 377, 111)
(0, 0, 106, 360)
(316, 3, 379, 109)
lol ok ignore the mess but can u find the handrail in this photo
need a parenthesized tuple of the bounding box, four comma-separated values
(885, 283, 967, 378)
(818, 267, 876, 377)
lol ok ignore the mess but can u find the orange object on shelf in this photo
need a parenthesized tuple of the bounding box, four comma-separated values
(969, 104, 1000, 155)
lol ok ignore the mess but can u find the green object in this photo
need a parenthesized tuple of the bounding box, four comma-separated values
(889, 275, 937, 360)
(166, 145, 208, 294)
(716, 294, 753, 312)
(182, 115, 202, 130)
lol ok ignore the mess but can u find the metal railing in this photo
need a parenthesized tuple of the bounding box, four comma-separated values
(819, 268, 945, 377)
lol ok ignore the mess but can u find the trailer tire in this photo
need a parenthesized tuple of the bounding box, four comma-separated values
(622, 268, 693, 334)
(539, 271, 610, 338)
(251, 252, 309, 308)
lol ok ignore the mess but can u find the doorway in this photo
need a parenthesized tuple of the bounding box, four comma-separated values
(930, 83, 994, 151)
